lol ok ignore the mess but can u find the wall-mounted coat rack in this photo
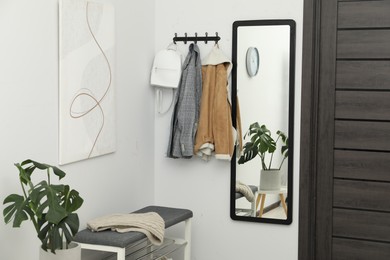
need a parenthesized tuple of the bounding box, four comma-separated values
(173, 32, 220, 44)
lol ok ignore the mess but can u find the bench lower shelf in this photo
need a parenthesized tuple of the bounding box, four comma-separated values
(81, 237, 187, 260)
(113, 237, 186, 260)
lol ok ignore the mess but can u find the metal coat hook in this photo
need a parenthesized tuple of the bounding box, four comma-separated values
(172, 32, 221, 44)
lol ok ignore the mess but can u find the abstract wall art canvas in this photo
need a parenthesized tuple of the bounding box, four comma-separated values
(59, 0, 116, 165)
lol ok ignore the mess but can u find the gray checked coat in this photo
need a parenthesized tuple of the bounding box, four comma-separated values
(167, 43, 202, 158)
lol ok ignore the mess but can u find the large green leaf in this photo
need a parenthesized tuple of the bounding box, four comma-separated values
(282, 144, 288, 157)
(278, 132, 289, 158)
(282, 146, 288, 158)
(30, 181, 67, 224)
(3, 194, 34, 227)
(22, 159, 47, 169)
(60, 213, 79, 238)
(277, 130, 287, 142)
(260, 134, 275, 153)
(38, 218, 63, 253)
(38, 213, 80, 253)
(37, 217, 51, 251)
(48, 225, 62, 253)
(60, 186, 84, 213)
(238, 142, 258, 164)
(21, 159, 66, 180)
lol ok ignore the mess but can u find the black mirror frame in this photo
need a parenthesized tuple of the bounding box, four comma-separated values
(230, 19, 296, 225)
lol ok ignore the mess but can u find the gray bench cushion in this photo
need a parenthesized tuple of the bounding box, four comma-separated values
(74, 206, 193, 248)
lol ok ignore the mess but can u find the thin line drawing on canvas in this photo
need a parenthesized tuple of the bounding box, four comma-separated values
(69, 2, 113, 159)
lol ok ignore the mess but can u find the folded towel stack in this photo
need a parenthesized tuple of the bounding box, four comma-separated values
(87, 212, 165, 245)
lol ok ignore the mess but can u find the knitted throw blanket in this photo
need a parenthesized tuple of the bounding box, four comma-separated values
(236, 181, 255, 202)
(87, 212, 165, 245)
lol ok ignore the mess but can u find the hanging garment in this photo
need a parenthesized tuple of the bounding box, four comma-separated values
(194, 44, 241, 161)
(167, 43, 202, 158)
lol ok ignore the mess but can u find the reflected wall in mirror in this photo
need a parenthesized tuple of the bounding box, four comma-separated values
(231, 20, 295, 225)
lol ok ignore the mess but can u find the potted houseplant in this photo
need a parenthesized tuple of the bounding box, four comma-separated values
(3, 159, 84, 260)
(238, 122, 288, 190)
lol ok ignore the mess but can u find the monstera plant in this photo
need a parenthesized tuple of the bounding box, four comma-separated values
(3, 159, 84, 254)
(238, 122, 288, 170)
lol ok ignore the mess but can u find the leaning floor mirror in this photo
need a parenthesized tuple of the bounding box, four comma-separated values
(231, 20, 295, 224)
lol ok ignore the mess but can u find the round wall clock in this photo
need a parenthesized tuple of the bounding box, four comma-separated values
(246, 47, 259, 77)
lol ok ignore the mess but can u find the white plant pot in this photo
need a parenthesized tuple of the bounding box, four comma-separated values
(259, 169, 281, 190)
(39, 242, 81, 260)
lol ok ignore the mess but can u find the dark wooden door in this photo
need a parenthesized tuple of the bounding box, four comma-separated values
(299, 0, 390, 259)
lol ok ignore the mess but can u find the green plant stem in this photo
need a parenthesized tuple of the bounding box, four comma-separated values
(47, 168, 51, 185)
(279, 156, 287, 170)
(269, 135, 282, 169)
(20, 180, 40, 234)
(61, 232, 64, 249)
(61, 189, 71, 249)
(259, 153, 267, 170)
(20, 179, 28, 200)
(30, 216, 40, 235)
(268, 153, 274, 169)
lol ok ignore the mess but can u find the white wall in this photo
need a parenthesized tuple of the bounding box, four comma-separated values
(154, 1, 303, 259)
(0, 0, 155, 259)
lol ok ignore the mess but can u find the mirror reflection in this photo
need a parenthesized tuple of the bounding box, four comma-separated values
(231, 20, 295, 224)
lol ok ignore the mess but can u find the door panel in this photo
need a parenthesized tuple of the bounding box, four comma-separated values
(338, 1, 390, 29)
(334, 150, 390, 182)
(337, 30, 390, 59)
(334, 179, 390, 211)
(334, 121, 390, 150)
(335, 91, 390, 120)
(336, 61, 390, 90)
(299, 0, 390, 259)
(333, 208, 390, 242)
(332, 238, 390, 260)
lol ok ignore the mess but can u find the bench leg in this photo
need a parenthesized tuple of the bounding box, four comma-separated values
(117, 247, 126, 260)
(78, 243, 126, 260)
(184, 218, 192, 260)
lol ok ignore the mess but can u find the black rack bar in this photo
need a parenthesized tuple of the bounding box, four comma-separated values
(173, 32, 220, 44)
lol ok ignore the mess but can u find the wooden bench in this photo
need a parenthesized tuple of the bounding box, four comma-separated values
(74, 206, 193, 260)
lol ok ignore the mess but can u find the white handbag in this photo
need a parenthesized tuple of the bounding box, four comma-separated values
(151, 44, 182, 89)
(150, 44, 182, 114)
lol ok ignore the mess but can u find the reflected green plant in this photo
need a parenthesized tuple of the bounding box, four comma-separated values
(238, 122, 288, 170)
